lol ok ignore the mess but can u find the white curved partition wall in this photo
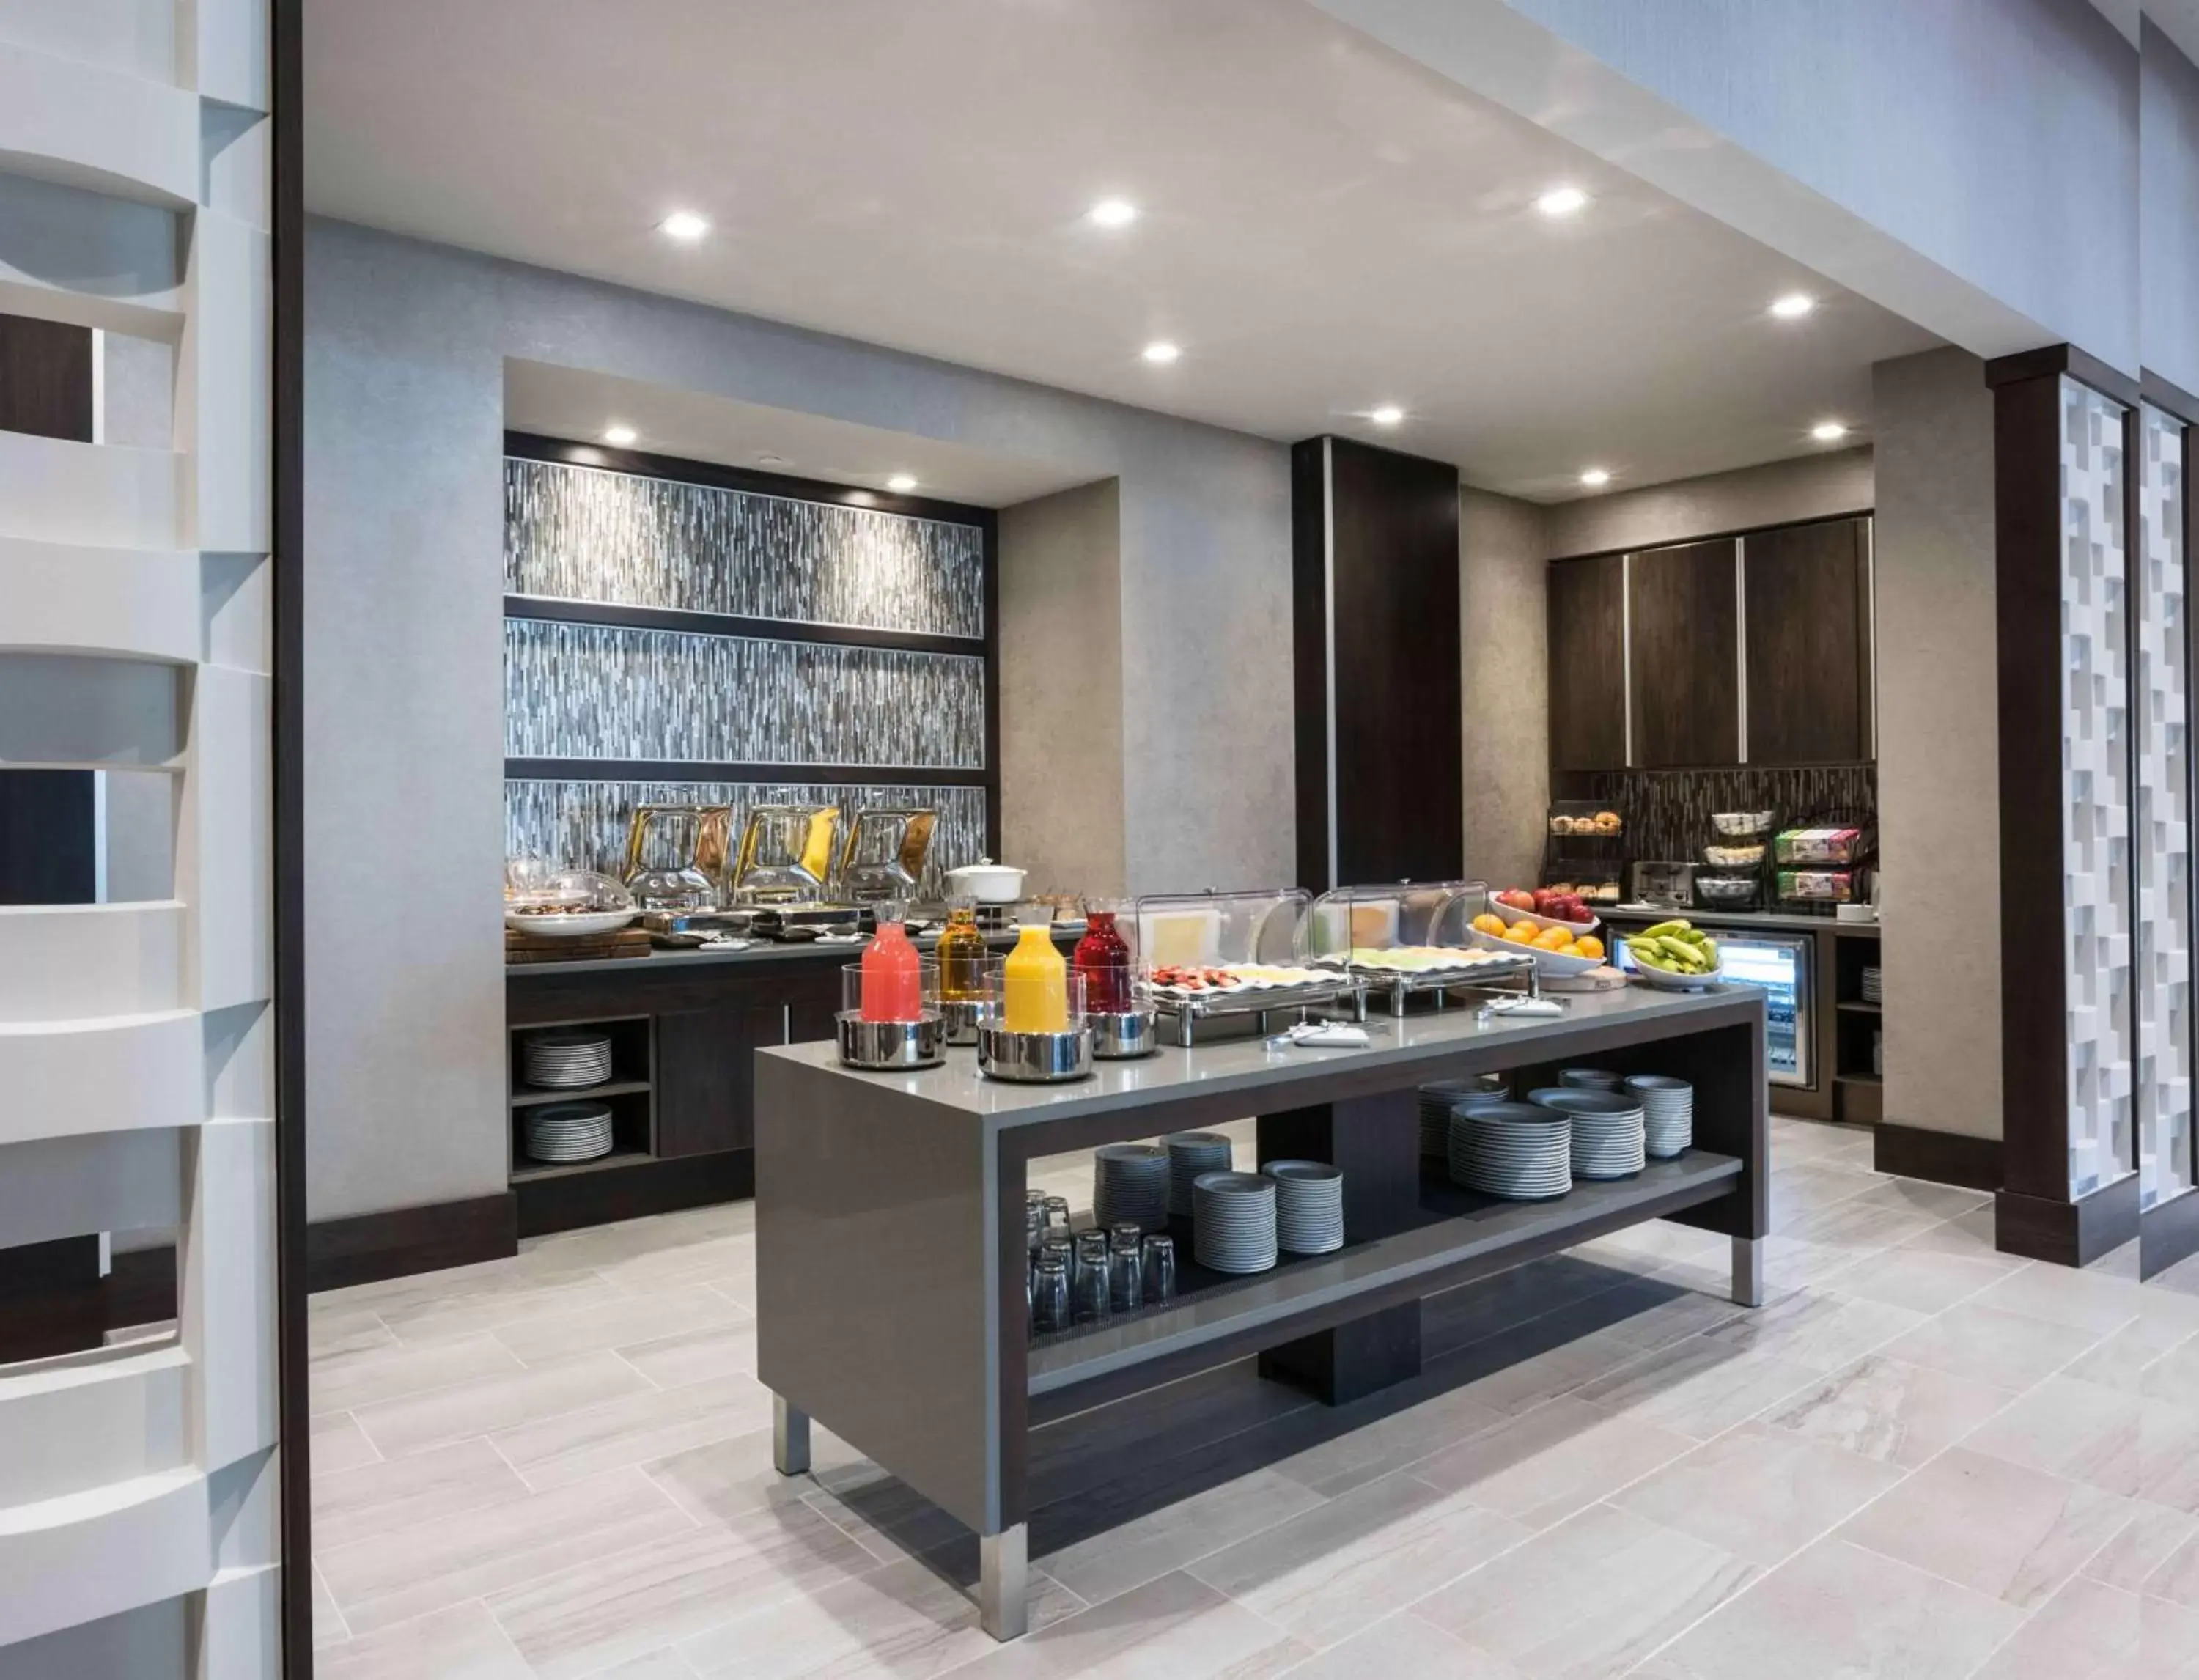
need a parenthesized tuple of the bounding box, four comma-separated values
(0, 0, 281, 1673)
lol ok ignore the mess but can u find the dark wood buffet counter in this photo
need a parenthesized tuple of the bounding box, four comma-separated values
(754, 984, 1768, 1639)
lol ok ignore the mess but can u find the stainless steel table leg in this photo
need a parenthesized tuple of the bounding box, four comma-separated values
(979, 1523, 1028, 1640)
(772, 1393, 811, 1475)
(1731, 1237, 1764, 1308)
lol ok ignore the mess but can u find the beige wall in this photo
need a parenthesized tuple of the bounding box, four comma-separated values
(1544, 447, 1874, 559)
(1459, 487, 1548, 891)
(1873, 347, 2001, 1141)
(998, 479, 1127, 895)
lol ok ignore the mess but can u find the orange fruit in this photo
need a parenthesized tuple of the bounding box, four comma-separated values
(1573, 935, 1605, 960)
(1471, 912, 1506, 937)
(1533, 926, 1571, 951)
(1503, 923, 1536, 943)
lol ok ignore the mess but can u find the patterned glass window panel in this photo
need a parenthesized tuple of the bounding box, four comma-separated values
(505, 457, 985, 639)
(506, 778, 988, 900)
(2137, 406, 2192, 1208)
(505, 617, 985, 769)
(2061, 377, 2134, 1198)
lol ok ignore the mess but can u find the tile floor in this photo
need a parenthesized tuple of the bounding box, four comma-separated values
(308, 1115, 2199, 1679)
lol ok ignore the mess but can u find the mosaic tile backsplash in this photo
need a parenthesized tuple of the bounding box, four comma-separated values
(506, 457, 985, 638)
(2137, 405, 2192, 1209)
(2061, 377, 2133, 1200)
(505, 616, 985, 769)
(507, 779, 987, 901)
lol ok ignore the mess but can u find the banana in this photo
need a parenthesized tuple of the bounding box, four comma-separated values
(1640, 919, 1690, 940)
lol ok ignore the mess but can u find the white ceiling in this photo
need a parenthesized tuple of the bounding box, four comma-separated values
(304, 0, 1940, 502)
(504, 361, 1102, 508)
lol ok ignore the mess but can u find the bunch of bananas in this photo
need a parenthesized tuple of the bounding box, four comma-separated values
(1627, 920, 1719, 976)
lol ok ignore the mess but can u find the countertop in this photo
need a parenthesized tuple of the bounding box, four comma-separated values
(1600, 905, 1881, 937)
(507, 925, 1075, 978)
(758, 982, 1758, 1132)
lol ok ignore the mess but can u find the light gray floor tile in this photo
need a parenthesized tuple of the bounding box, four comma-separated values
(523, 1204, 756, 1275)
(1963, 1375, 2147, 1497)
(311, 1330, 526, 1417)
(1186, 1471, 1531, 1651)
(494, 1281, 751, 1366)
(1412, 1501, 1758, 1679)
(1812, 1248, 2014, 1315)
(491, 1372, 775, 1490)
(1896, 1206, 2015, 1262)
(1270, 1383, 1506, 1498)
(352, 1347, 656, 1461)
(1407, 1395, 1694, 1529)
(1569, 1338, 1829, 1440)
(616, 1316, 761, 1388)
(487, 1500, 882, 1679)
(2145, 1523, 2199, 1607)
(1610, 1421, 1904, 1566)
(310, 1411, 384, 1478)
(314, 1434, 532, 1553)
(1641, 1537, 2024, 1680)
(377, 1270, 633, 1347)
(1878, 1301, 2104, 1393)
(1964, 1266, 2151, 1335)
(2138, 1399, 2199, 1512)
(2083, 1499, 2198, 1591)
(1039, 1466, 1325, 1606)
(598, 1234, 761, 1294)
(1836, 1445, 2133, 1610)
(1700, 1287, 1927, 1369)
(319, 1465, 699, 1634)
(1967, 1574, 2148, 1680)
(1281, 1613, 1523, 1679)
(1775, 1197, 1945, 1253)
(1759, 1353, 2016, 1467)
(317, 1599, 534, 1680)
(677, 1555, 1083, 1679)
(311, 1565, 348, 1650)
(2138, 1323, 2199, 1402)
(591, 1653, 704, 1679)
(852, 1569, 1310, 1680)
(642, 1433, 838, 1531)
(2065, 1314, 2199, 1393)
(309, 1303, 398, 1361)
(1847, 1178, 1993, 1221)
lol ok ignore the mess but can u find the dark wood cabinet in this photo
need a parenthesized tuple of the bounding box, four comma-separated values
(1627, 539, 1740, 768)
(1743, 517, 1873, 764)
(655, 1002, 785, 1157)
(1546, 555, 1628, 771)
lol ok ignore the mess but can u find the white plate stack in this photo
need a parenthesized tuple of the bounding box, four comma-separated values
(1193, 1171, 1278, 1273)
(1094, 1143, 1170, 1231)
(1448, 1102, 1571, 1201)
(525, 1099, 614, 1163)
(1861, 965, 1882, 1003)
(1531, 1089, 1646, 1179)
(522, 1030, 614, 1090)
(1624, 1075, 1695, 1158)
(1417, 1075, 1507, 1157)
(1264, 1160, 1344, 1255)
(1559, 1066, 1624, 1093)
(1165, 1132, 1234, 1217)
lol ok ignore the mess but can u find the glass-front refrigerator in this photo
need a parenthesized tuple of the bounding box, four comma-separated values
(1616, 928, 1812, 1087)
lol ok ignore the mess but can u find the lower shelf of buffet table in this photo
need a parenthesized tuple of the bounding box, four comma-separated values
(1025, 1149, 1741, 1399)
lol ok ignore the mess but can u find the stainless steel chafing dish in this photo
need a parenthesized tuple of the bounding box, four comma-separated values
(1307, 880, 1541, 1016)
(1134, 887, 1367, 1047)
(729, 804, 840, 905)
(831, 807, 938, 904)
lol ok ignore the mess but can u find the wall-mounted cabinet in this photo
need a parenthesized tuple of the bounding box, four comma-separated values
(1546, 514, 1874, 772)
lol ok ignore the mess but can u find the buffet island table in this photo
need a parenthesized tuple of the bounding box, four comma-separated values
(754, 982, 1767, 1639)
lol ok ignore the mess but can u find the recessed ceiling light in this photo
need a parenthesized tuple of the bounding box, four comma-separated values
(1369, 405, 1405, 427)
(1811, 421, 1850, 443)
(1580, 468, 1611, 488)
(1087, 197, 1138, 229)
(658, 210, 710, 242)
(1536, 185, 1590, 218)
(756, 453, 787, 467)
(1769, 292, 1816, 320)
(1141, 341, 1181, 365)
(885, 474, 918, 493)
(602, 424, 637, 446)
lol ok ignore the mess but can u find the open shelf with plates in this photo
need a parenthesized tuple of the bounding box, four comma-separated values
(508, 1014, 655, 1182)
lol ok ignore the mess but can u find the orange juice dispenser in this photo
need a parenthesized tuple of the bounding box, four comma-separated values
(976, 905, 1092, 1083)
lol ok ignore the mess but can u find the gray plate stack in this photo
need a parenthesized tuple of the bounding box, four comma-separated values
(1094, 1143, 1170, 1231)
(1862, 965, 1882, 1003)
(1264, 1160, 1344, 1254)
(1560, 1066, 1624, 1094)
(1448, 1101, 1571, 1201)
(524, 1099, 614, 1163)
(1165, 1132, 1234, 1217)
(1193, 1171, 1278, 1273)
(1417, 1075, 1508, 1157)
(522, 1029, 613, 1090)
(1530, 1088, 1646, 1179)
(1624, 1075, 1694, 1157)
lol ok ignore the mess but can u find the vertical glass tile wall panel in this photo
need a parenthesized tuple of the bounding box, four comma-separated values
(2062, 377, 2134, 1198)
(505, 457, 984, 638)
(504, 618, 985, 769)
(2137, 406, 2193, 1207)
(507, 779, 987, 898)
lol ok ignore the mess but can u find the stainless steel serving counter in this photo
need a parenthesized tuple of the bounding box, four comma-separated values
(754, 982, 1769, 1639)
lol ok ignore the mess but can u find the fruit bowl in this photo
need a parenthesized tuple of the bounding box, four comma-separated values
(1629, 959, 1725, 992)
(1480, 904, 1601, 937)
(1462, 926, 1605, 976)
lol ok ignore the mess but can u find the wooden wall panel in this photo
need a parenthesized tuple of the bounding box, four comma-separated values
(1627, 539, 1739, 768)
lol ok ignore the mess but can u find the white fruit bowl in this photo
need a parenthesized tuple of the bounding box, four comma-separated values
(1462, 926, 1605, 977)
(1481, 902, 1602, 937)
(1628, 959, 1725, 991)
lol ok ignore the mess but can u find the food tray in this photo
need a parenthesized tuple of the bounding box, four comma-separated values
(1347, 948, 1541, 1015)
(1150, 973, 1367, 1047)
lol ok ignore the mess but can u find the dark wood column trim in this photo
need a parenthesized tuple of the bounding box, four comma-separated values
(1873, 1124, 2004, 1193)
(1986, 343, 2141, 408)
(1997, 1175, 2140, 1268)
(2140, 368, 2199, 428)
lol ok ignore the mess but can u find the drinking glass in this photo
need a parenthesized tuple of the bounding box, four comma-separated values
(1072, 1256, 1111, 1324)
(1109, 1243, 1144, 1313)
(1042, 1196, 1072, 1242)
(1073, 1230, 1109, 1294)
(1025, 1204, 1045, 1255)
(1031, 1257, 1069, 1335)
(1038, 1238, 1072, 1284)
(1141, 1234, 1177, 1304)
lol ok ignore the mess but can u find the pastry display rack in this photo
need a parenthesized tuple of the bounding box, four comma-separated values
(1540, 800, 1627, 905)
(1133, 887, 1366, 1047)
(1306, 881, 1541, 1016)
